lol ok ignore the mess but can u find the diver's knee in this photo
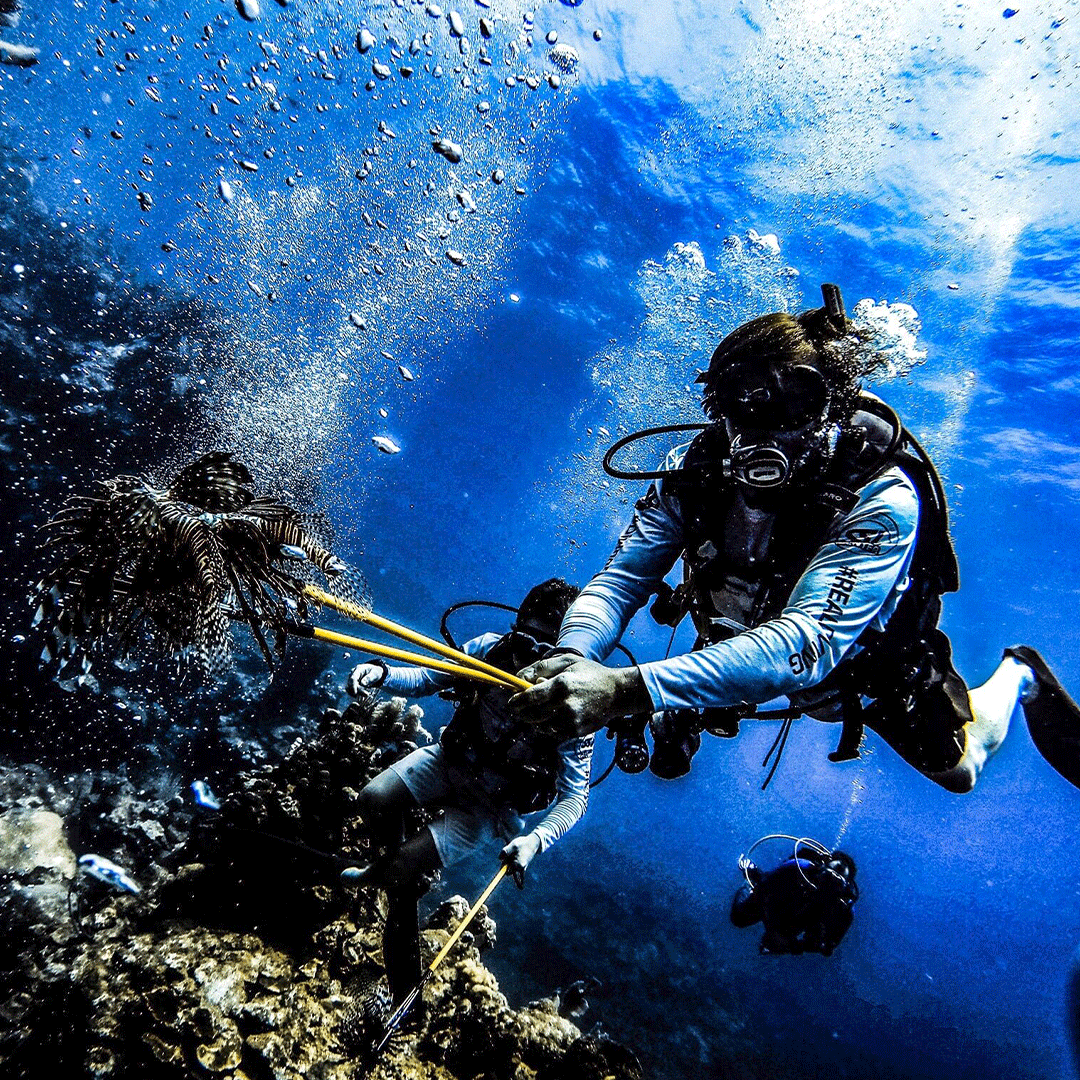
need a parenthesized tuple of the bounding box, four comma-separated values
(358, 769, 413, 822)
(356, 780, 400, 841)
(355, 783, 383, 825)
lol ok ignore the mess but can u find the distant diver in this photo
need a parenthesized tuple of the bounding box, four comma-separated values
(556, 975, 603, 1019)
(340, 578, 593, 1005)
(510, 285, 1080, 794)
(731, 837, 856, 956)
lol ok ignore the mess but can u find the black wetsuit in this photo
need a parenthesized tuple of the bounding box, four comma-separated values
(731, 855, 857, 956)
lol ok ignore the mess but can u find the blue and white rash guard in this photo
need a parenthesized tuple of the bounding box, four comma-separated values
(557, 458, 920, 714)
(378, 633, 592, 853)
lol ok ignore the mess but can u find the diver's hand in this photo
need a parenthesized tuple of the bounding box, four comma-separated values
(500, 833, 541, 889)
(347, 661, 388, 696)
(510, 656, 652, 738)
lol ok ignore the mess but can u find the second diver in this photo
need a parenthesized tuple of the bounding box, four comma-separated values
(341, 578, 592, 1004)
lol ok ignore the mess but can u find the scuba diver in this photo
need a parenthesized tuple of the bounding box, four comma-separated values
(340, 578, 592, 1005)
(509, 285, 1080, 793)
(730, 839, 857, 956)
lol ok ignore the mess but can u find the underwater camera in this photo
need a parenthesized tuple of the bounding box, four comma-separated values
(648, 709, 703, 780)
(608, 709, 707, 779)
(610, 714, 651, 773)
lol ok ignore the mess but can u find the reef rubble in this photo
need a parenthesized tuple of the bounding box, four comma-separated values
(0, 693, 642, 1079)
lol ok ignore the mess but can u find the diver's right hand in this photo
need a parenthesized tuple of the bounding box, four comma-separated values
(509, 655, 652, 738)
(347, 661, 388, 696)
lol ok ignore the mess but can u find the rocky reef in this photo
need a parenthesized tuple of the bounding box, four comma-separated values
(0, 692, 642, 1080)
(0, 138, 641, 1077)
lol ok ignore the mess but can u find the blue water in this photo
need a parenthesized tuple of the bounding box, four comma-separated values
(4, 0, 1080, 1076)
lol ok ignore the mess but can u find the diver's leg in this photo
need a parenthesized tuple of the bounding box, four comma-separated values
(930, 655, 1034, 793)
(347, 822, 443, 889)
(356, 768, 418, 848)
(344, 746, 454, 882)
(382, 829, 443, 1006)
(385, 882, 423, 1005)
(376, 804, 496, 1006)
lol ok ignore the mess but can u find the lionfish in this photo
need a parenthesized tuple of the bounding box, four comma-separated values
(33, 451, 369, 677)
(336, 974, 394, 1060)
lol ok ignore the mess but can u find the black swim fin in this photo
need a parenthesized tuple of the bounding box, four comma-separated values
(1004, 646, 1080, 789)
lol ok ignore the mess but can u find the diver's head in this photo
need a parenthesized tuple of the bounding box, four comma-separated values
(697, 286, 857, 496)
(513, 578, 580, 643)
(823, 850, 857, 883)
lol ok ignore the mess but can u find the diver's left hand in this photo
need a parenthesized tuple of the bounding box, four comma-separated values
(500, 833, 542, 889)
(509, 655, 652, 738)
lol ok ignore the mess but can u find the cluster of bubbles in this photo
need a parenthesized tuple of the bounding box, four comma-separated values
(535, 230, 805, 549)
(177, 1, 592, 504)
(535, 222, 943, 556)
(843, 297, 928, 381)
(3, 0, 604, 515)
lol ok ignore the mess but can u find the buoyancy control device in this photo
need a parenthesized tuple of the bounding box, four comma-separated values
(600, 392, 963, 779)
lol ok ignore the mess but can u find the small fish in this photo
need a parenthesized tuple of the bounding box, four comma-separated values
(78, 854, 141, 895)
(279, 543, 308, 560)
(373, 435, 401, 455)
(191, 780, 221, 811)
(397, 364, 415, 382)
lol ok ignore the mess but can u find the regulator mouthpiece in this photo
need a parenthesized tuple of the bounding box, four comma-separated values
(723, 439, 791, 489)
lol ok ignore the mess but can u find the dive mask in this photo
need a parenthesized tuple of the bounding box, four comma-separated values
(711, 362, 829, 431)
(714, 361, 832, 491)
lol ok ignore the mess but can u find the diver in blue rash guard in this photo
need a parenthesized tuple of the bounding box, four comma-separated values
(340, 579, 592, 1004)
(510, 285, 1080, 792)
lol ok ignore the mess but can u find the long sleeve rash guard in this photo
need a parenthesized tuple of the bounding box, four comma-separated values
(378, 633, 592, 852)
(557, 464, 920, 713)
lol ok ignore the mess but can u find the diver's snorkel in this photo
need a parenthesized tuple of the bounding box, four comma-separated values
(821, 281, 847, 332)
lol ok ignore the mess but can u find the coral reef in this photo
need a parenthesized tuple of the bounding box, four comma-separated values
(0, 694, 642, 1079)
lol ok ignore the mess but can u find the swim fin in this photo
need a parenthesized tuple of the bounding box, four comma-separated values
(1004, 645, 1080, 789)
